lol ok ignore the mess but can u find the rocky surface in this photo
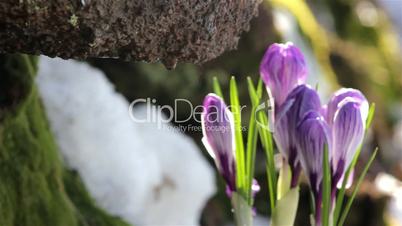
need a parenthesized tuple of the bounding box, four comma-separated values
(0, 0, 261, 68)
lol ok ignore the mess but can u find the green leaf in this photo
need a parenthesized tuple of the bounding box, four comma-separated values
(333, 168, 349, 225)
(365, 103, 375, 129)
(230, 76, 246, 192)
(308, 190, 316, 219)
(256, 79, 263, 100)
(247, 77, 259, 106)
(245, 109, 258, 205)
(337, 148, 378, 226)
(212, 76, 224, 99)
(245, 78, 260, 205)
(248, 78, 277, 211)
(322, 145, 331, 226)
(265, 159, 276, 212)
(271, 187, 300, 226)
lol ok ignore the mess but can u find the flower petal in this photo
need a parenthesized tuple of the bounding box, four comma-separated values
(326, 88, 368, 186)
(331, 100, 365, 185)
(274, 85, 321, 170)
(337, 169, 354, 189)
(201, 94, 236, 192)
(326, 88, 368, 128)
(296, 111, 331, 193)
(252, 179, 261, 197)
(260, 42, 307, 106)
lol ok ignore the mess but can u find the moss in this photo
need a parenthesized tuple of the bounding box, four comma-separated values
(0, 54, 131, 226)
(69, 14, 79, 28)
(63, 171, 130, 226)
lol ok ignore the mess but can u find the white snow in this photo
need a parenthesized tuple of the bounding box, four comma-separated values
(36, 56, 216, 225)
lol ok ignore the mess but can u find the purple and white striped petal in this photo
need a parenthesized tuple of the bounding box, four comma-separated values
(326, 88, 368, 187)
(296, 111, 331, 194)
(296, 111, 331, 226)
(331, 99, 366, 186)
(326, 88, 368, 128)
(274, 84, 322, 186)
(201, 94, 236, 193)
(260, 42, 307, 106)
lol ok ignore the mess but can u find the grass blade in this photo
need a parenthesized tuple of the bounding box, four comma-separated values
(322, 145, 331, 226)
(212, 76, 224, 99)
(245, 77, 260, 205)
(333, 166, 350, 225)
(261, 117, 277, 208)
(247, 77, 259, 106)
(230, 76, 246, 192)
(337, 148, 378, 226)
(250, 79, 277, 211)
(366, 103, 375, 129)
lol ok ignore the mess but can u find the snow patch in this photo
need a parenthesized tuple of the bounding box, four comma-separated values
(36, 56, 216, 225)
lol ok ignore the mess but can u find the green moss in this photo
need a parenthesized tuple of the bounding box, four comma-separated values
(63, 171, 130, 226)
(69, 15, 79, 28)
(0, 54, 131, 226)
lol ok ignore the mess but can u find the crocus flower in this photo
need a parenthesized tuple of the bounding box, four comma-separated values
(296, 111, 331, 226)
(260, 42, 307, 107)
(201, 94, 237, 194)
(275, 84, 322, 187)
(325, 88, 369, 188)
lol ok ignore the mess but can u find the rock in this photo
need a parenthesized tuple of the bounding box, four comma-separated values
(0, 0, 262, 67)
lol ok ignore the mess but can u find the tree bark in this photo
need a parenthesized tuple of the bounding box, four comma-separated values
(0, 0, 261, 68)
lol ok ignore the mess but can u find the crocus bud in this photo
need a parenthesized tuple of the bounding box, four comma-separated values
(325, 89, 369, 187)
(325, 88, 368, 128)
(296, 111, 331, 193)
(201, 94, 236, 193)
(260, 42, 307, 106)
(275, 84, 322, 187)
(296, 111, 331, 226)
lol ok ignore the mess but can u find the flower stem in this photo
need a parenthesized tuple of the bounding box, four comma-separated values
(231, 193, 253, 226)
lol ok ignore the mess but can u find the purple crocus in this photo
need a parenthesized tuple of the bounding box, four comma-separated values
(296, 111, 331, 226)
(295, 88, 369, 226)
(260, 42, 307, 107)
(275, 84, 322, 187)
(201, 94, 237, 194)
(325, 88, 369, 188)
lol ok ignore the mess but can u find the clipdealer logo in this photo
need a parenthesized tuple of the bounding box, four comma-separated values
(128, 98, 274, 132)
